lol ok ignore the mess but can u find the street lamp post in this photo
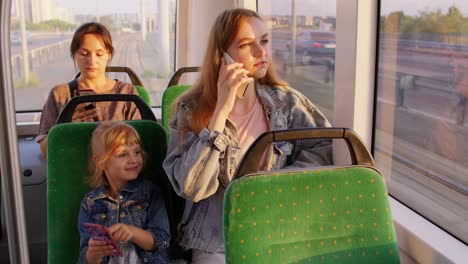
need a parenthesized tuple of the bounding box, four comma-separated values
(18, 0, 30, 82)
(157, 0, 170, 78)
(290, 0, 297, 74)
(141, 0, 147, 41)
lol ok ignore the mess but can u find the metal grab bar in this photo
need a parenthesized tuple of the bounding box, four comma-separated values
(0, 0, 30, 263)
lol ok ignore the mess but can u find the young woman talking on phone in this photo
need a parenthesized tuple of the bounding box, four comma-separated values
(163, 8, 332, 263)
(36, 22, 141, 158)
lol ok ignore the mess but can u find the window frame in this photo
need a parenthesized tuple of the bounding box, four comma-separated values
(335, 0, 467, 262)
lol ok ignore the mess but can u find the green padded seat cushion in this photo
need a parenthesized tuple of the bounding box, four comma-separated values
(161, 85, 190, 133)
(223, 166, 399, 264)
(47, 120, 170, 263)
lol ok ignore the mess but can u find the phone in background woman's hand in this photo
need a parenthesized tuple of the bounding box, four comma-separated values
(75, 89, 96, 110)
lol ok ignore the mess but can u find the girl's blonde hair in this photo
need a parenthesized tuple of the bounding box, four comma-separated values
(88, 121, 143, 188)
(176, 8, 287, 137)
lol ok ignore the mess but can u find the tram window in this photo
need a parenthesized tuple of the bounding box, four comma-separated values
(10, 0, 176, 111)
(375, 0, 468, 244)
(258, 0, 336, 123)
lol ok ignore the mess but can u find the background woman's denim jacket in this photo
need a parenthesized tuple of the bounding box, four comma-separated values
(77, 179, 171, 264)
(163, 83, 332, 253)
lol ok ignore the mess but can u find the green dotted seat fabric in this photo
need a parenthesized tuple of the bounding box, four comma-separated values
(161, 85, 190, 134)
(47, 120, 173, 263)
(224, 166, 400, 264)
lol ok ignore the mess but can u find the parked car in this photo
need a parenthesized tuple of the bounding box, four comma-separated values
(286, 30, 335, 65)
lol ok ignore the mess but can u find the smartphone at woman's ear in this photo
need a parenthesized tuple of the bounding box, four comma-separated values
(223, 52, 251, 97)
(223, 52, 235, 65)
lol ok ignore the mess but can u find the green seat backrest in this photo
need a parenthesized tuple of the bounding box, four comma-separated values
(161, 85, 190, 134)
(135, 85, 151, 106)
(224, 166, 400, 264)
(47, 120, 174, 263)
(74, 67, 151, 106)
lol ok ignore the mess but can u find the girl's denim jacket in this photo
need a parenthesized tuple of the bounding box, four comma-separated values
(77, 179, 170, 263)
(162, 84, 333, 253)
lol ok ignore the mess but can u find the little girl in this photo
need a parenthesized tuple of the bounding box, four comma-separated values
(77, 121, 170, 264)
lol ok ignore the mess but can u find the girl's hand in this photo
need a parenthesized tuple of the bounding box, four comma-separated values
(86, 238, 116, 264)
(109, 223, 156, 251)
(72, 103, 99, 122)
(216, 58, 253, 114)
(108, 223, 134, 243)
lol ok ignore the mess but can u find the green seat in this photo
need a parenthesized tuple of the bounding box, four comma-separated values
(162, 67, 200, 134)
(161, 84, 190, 133)
(223, 128, 400, 264)
(74, 66, 151, 106)
(135, 85, 151, 106)
(47, 120, 175, 263)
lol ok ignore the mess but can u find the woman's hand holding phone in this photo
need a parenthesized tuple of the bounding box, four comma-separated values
(223, 52, 251, 98)
(209, 54, 253, 133)
(216, 53, 253, 114)
(72, 89, 99, 122)
(72, 103, 99, 122)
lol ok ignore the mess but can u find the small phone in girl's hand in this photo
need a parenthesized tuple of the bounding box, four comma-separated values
(84, 223, 122, 256)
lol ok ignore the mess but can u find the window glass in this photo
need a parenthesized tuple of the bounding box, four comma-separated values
(10, 0, 176, 111)
(258, 0, 336, 122)
(376, 0, 468, 243)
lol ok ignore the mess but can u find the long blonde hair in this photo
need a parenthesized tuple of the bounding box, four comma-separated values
(88, 121, 143, 188)
(176, 8, 287, 136)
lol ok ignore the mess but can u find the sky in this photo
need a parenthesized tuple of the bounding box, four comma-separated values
(380, 0, 468, 16)
(57, 0, 158, 15)
(258, 0, 468, 16)
(57, 0, 468, 17)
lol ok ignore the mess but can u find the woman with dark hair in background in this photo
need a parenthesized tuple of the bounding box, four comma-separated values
(36, 22, 141, 158)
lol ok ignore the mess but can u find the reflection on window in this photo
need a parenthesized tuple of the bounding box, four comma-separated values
(10, 0, 176, 111)
(376, 1, 468, 243)
(258, 0, 336, 122)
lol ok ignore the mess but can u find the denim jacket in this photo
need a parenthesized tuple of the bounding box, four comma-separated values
(77, 179, 170, 264)
(162, 83, 332, 253)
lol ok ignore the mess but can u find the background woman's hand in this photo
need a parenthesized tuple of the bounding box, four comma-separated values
(72, 103, 99, 122)
(216, 58, 253, 114)
(85, 238, 116, 264)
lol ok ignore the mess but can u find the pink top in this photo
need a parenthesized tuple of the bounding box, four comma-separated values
(228, 96, 269, 168)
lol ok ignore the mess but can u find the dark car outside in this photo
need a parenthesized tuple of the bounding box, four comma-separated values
(286, 30, 335, 65)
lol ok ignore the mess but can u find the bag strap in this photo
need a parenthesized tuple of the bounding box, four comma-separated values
(68, 79, 79, 97)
